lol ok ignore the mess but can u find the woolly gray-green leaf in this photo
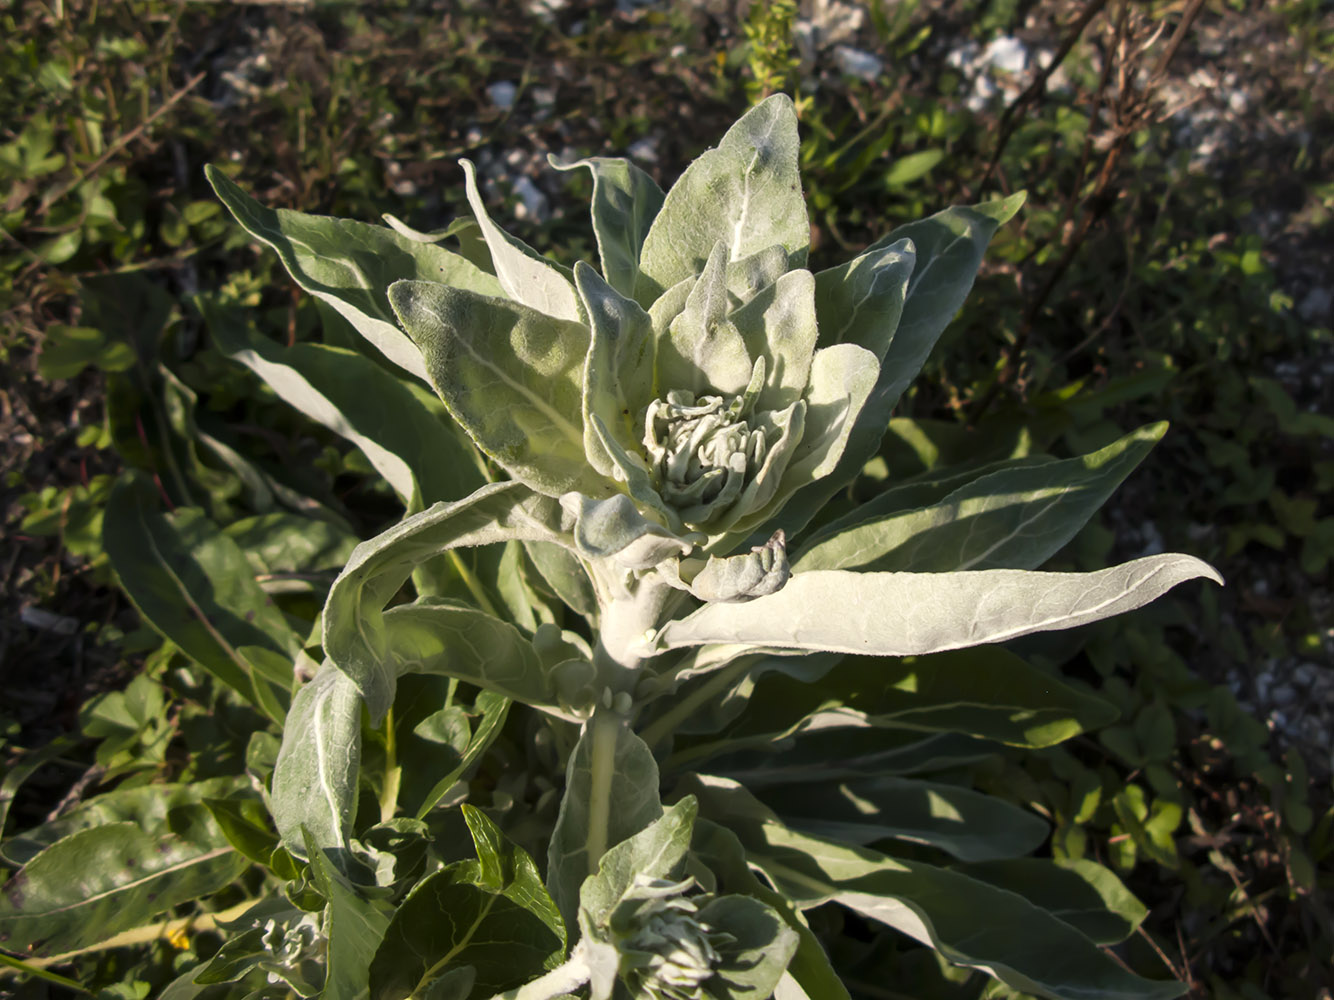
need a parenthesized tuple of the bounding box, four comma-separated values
(774, 193, 1025, 538)
(383, 599, 570, 718)
(690, 819, 851, 1000)
(203, 296, 484, 510)
(390, 280, 606, 499)
(660, 241, 753, 397)
(729, 269, 819, 413)
(795, 423, 1168, 573)
(689, 530, 790, 603)
(461, 159, 580, 322)
(551, 155, 665, 299)
(575, 262, 656, 479)
(206, 165, 500, 380)
(658, 555, 1221, 655)
(272, 664, 362, 856)
(304, 830, 391, 1000)
(561, 492, 695, 571)
(697, 894, 799, 1000)
(813, 238, 915, 360)
(637, 95, 807, 302)
(322, 481, 567, 722)
(548, 712, 663, 932)
(578, 797, 698, 930)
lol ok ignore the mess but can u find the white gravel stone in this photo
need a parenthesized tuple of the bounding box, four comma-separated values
(627, 136, 660, 164)
(984, 35, 1028, 73)
(833, 45, 883, 82)
(511, 175, 549, 222)
(487, 80, 518, 110)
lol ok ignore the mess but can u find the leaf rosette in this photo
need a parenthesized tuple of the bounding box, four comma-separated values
(387, 96, 877, 570)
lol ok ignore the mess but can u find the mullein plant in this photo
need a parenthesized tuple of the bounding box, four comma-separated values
(0, 96, 1215, 999)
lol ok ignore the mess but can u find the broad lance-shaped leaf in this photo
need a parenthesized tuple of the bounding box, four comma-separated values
(795, 423, 1168, 573)
(575, 262, 656, 482)
(812, 237, 915, 361)
(383, 599, 574, 719)
(953, 858, 1148, 946)
(390, 279, 610, 500)
(304, 830, 391, 1000)
(369, 806, 565, 1000)
(103, 475, 294, 723)
(271, 664, 361, 856)
(773, 193, 1026, 540)
(876, 192, 1027, 415)
(0, 816, 247, 957)
(657, 554, 1222, 655)
(761, 646, 1116, 749)
(323, 481, 568, 722)
(551, 154, 665, 299)
(202, 296, 485, 510)
(755, 774, 1048, 863)
(636, 94, 808, 304)
(206, 164, 501, 381)
(461, 159, 581, 322)
(0, 776, 248, 867)
(548, 710, 663, 933)
(225, 511, 358, 583)
(704, 733, 996, 792)
(686, 777, 1185, 1000)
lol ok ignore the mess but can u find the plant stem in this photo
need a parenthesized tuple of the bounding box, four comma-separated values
(584, 707, 622, 873)
(448, 549, 501, 619)
(639, 657, 755, 751)
(380, 705, 401, 824)
(486, 946, 592, 1000)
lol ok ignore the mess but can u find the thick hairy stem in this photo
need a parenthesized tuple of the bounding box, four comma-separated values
(584, 707, 624, 875)
(593, 574, 678, 682)
(486, 945, 592, 1000)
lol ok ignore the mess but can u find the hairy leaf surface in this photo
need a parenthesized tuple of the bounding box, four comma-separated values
(369, 806, 565, 1000)
(0, 819, 246, 956)
(547, 713, 662, 932)
(552, 155, 665, 299)
(391, 280, 606, 499)
(323, 482, 566, 721)
(658, 555, 1221, 654)
(272, 665, 362, 856)
(795, 423, 1168, 573)
(207, 165, 500, 380)
(637, 95, 808, 302)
